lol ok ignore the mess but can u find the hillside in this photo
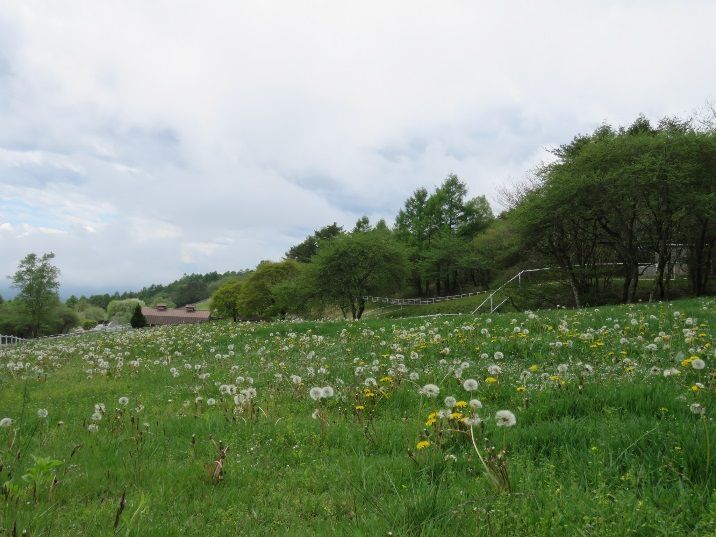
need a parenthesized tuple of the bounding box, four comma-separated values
(0, 298, 714, 535)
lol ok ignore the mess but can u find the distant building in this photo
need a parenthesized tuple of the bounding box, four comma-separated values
(141, 304, 210, 326)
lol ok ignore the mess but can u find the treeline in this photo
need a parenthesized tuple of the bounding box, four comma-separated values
(66, 270, 251, 311)
(511, 115, 716, 307)
(210, 114, 714, 321)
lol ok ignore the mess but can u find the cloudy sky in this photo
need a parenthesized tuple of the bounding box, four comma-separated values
(1, 1, 714, 298)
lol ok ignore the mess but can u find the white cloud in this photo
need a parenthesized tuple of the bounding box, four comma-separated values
(0, 0, 714, 295)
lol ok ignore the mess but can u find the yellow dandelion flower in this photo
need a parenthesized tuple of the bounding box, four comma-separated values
(455, 400, 468, 408)
(450, 412, 462, 420)
(425, 418, 437, 427)
(517, 386, 527, 393)
(529, 364, 539, 372)
(485, 377, 498, 384)
(355, 405, 365, 411)
(691, 385, 701, 392)
(416, 440, 431, 450)
(549, 375, 561, 382)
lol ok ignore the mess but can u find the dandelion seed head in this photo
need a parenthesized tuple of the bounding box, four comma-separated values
(495, 410, 517, 427)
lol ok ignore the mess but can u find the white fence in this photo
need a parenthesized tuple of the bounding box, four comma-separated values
(0, 334, 26, 346)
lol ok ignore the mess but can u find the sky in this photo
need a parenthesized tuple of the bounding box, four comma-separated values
(1, 1, 715, 299)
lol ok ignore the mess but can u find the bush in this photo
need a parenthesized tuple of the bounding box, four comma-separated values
(82, 319, 98, 330)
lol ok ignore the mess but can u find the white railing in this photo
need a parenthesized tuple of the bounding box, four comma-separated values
(363, 289, 488, 306)
(0, 334, 26, 346)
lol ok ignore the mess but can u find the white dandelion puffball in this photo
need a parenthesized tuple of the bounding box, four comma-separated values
(463, 378, 479, 392)
(463, 415, 481, 426)
(494, 351, 504, 360)
(309, 387, 323, 401)
(690, 403, 706, 415)
(37, 409, 48, 419)
(495, 410, 517, 427)
(444, 396, 457, 408)
(488, 365, 502, 376)
(87, 424, 99, 432)
(0, 417, 13, 428)
(420, 384, 440, 398)
(206, 398, 216, 406)
(692, 358, 706, 370)
(469, 399, 483, 409)
(118, 397, 129, 406)
(321, 386, 334, 398)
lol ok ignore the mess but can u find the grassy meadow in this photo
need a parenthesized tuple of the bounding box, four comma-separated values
(1, 298, 715, 535)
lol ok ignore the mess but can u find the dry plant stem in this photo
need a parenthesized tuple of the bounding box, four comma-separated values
(469, 426, 502, 491)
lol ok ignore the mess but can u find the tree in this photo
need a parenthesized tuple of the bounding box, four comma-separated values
(210, 280, 244, 322)
(130, 304, 148, 328)
(309, 229, 408, 319)
(285, 223, 344, 263)
(239, 260, 301, 318)
(107, 299, 144, 324)
(9, 252, 61, 337)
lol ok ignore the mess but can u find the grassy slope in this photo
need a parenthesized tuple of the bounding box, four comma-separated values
(195, 298, 211, 311)
(0, 298, 715, 535)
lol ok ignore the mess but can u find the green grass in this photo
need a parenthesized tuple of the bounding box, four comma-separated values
(1, 298, 715, 535)
(194, 298, 211, 311)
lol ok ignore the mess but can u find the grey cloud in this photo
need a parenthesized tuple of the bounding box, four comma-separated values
(0, 1, 715, 294)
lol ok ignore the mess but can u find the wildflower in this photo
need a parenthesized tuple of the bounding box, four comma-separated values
(87, 424, 99, 432)
(290, 375, 302, 385)
(91, 412, 103, 421)
(0, 417, 12, 428)
(455, 400, 468, 408)
(469, 399, 483, 409)
(409, 372, 419, 381)
(517, 386, 527, 393)
(690, 403, 706, 415)
(321, 386, 334, 398)
(206, 398, 217, 406)
(309, 387, 323, 400)
(529, 364, 539, 373)
(37, 409, 48, 419)
(494, 352, 504, 360)
(463, 415, 481, 426)
(416, 440, 431, 450)
(355, 405, 365, 411)
(419, 384, 440, 398)
(691, 385, 701, 392)
(485, 377, 497, 384)
(118, 396, 129, 406)
(462, 378, 479, 392)
(488, 365, 502, 375)
(495, 410, 517, 427)
(692, 358, 706, 370)
(444, 396, 457, 408)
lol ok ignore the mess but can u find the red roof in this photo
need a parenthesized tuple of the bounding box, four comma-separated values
(141, 306, 210, 326)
